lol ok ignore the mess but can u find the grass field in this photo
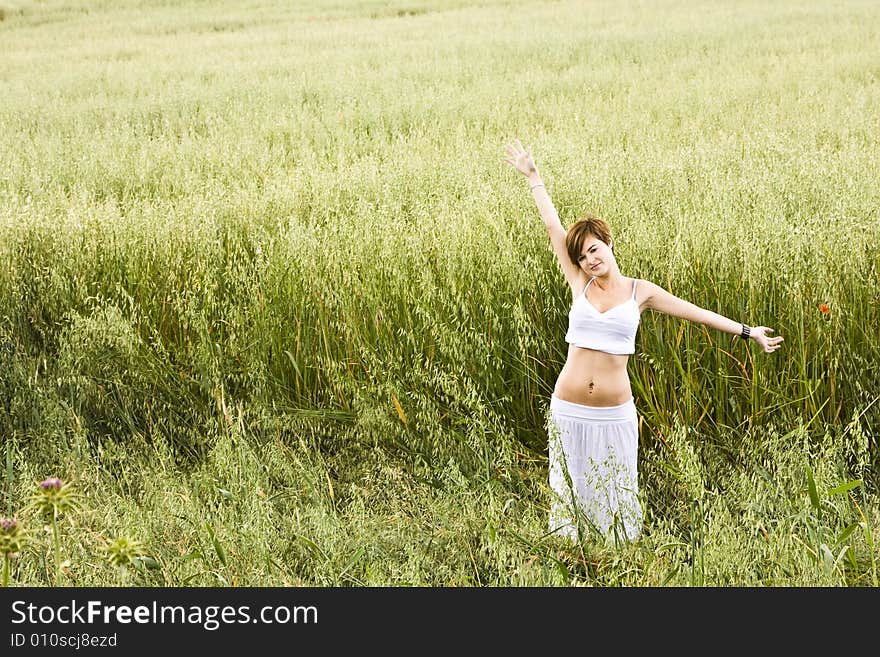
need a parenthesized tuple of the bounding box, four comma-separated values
(1, 0, 878, 586)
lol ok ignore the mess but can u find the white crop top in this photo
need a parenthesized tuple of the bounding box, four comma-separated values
(565, 278, 640, 355)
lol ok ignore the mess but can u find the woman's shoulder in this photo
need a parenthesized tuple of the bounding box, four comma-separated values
(630, 276, 657, 289)
(630, 277, 658, 307)
(569, 272, 591, 299)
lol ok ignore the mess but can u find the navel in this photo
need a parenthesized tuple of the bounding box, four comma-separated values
(587, 380, 595, 394)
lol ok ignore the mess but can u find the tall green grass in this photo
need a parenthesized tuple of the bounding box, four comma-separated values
(0, 0, 878, 585)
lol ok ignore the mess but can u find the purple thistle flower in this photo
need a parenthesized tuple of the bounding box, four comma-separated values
(0, 518, 18, 533)
(32, 476, 79, 520)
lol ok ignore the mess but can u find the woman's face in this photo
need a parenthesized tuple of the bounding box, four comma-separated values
(577, 235, 614, 276)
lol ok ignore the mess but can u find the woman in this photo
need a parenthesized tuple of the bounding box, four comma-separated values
(504, 140, 784, 542)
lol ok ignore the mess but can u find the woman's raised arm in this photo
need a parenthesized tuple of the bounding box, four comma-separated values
(505, 140, 586, 297)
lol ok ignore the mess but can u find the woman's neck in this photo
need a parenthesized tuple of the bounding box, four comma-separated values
(591, 270, 626, 291)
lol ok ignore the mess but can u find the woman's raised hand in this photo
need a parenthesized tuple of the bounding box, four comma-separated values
(504, 139, 539, 178)
(751, 327, 785, 353)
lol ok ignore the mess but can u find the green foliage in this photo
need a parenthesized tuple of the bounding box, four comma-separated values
(0, 0, 877, 585)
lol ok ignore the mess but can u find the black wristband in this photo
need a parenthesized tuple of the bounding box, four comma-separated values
(740, 324, 751, 340)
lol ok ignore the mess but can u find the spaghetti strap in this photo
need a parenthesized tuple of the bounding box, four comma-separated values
(582, 277, 595, 296)
(631, 278, 638, 299)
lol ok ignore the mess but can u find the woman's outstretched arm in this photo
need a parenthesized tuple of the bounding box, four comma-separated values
(504, 140, 587, 296)
(640, 280, 784, 353)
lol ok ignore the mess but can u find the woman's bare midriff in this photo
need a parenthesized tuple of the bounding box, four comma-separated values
(553, 344, 632, 407)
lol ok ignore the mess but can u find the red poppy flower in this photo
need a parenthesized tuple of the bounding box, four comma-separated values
(818, 303, 829, 315)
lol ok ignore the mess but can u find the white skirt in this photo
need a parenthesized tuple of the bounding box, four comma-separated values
(547, 394, 642, 542)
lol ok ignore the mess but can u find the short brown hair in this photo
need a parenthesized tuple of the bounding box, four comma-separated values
(566, 215, 613, 266)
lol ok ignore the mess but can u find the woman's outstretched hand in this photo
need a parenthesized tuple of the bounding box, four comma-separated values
(751, 327, 784, 353)
(504, 139, 539, 178)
